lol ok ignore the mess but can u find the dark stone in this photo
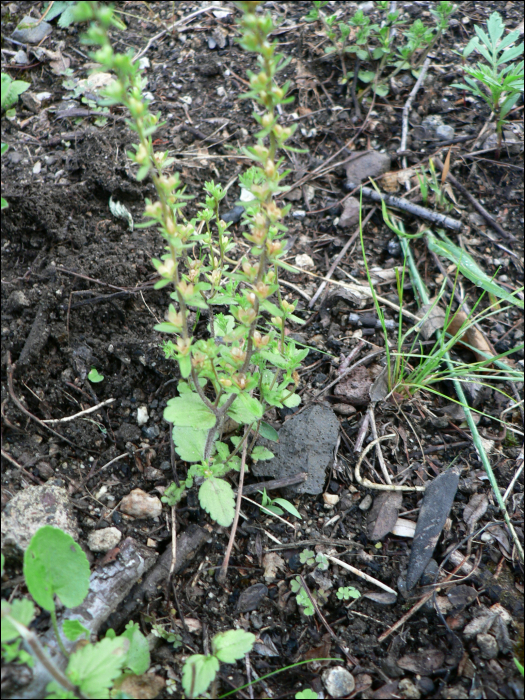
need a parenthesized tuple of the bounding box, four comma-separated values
(221, 205, 244, 223)
(236, 583, 268, 613)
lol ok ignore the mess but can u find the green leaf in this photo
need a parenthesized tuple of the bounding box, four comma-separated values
(62, 619, 90, 641)
(87, 367, 104, 383)
(259, 421, 279, 442)
(172, 425, 210, 462)
(24, 526, 90, 612)
(426, 231, 523, 308)
(119, 621, 150, 675)
(199, 477, 235, 526)
(273, 498, 302, 519)
(164, 392, 216, 429)
(212, 629, 255, 663)
(66, 636, 128, 699)
(1, 598, 35, 642)
(282, 392, 301, 408)
(226, 393, 263, 424)
(296, 690, 319, 699)
(251, 446, 274, 461)
(182, 654, 219, 698)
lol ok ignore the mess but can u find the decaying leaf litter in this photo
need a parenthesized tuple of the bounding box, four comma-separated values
(1, 1, 524, 698)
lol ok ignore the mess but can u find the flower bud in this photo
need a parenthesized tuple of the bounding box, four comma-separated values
(135, 143, 148, 164)
(264, 160, 276, 177)
(261, 113, 273, 128)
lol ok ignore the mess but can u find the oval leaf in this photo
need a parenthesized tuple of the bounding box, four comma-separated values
(199, 477, 235, 527)
(212, 629, 256, 663)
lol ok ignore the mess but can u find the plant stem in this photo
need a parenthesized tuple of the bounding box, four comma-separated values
(217, 434, 249, 584)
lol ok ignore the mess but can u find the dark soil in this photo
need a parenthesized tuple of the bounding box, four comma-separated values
(2, 2, 524, 699)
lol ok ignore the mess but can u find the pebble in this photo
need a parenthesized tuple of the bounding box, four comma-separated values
(120, 488, 162, 519)
(322, 666, 355, 698)
(87, 527, 122, 553)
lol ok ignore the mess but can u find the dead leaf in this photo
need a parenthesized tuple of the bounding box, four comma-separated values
(416, 302, 446, 340)
(397, 649, 445, 674)
(119, 673, 165, 699)
(262, 552, 285, 583)
(446, 311, 494, 363)
(463, 493, 488, 531)
(367, 492, 402, 541)
(305, 633, 332, 671)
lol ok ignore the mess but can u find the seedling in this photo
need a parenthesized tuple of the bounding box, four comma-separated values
(87, 367, 104, 382)
(336, 586, 361, 601)
(299, 549, 329, 570)
(182, 628, 255, 698)
(74, 0, 308, 529)
(451, 11, 524, 152)
(258, 488, 302, 519)
(1, 526, 150, 698)
(416, 158, 454, 212)
(290, 577, 315, 616)
(1, 73, 30, 113)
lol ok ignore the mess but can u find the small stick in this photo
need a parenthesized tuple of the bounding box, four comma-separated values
(169, 505, 177, 581)
(217, 437, 249, 584)
(368, 406, 392, 485)
(1, 449, 43, 485)
(355, 435, 426, 492)
(398, 56, 432, 155)
(325, 555, 397, 596)
(354, 412, 370, 454)
(346, 181, 464, 232)
(42, 399, 115, 424)
(308, 208, 376, 308)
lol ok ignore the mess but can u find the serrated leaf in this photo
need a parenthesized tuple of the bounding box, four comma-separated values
(259, 421, 279, 442)
(199, 477, 235, 526)
(164, 392, 216, 429)
(212, 629, 255, 663)
(182, 655, 219, 698)
(172, 426, 209, 462)
(109, 196, 133, 231)
(1, 599, 35, 642)
(24, 526, 90, 612)
(426, 232, 523, 308)
(251, 446, 274, 461)
(66, 636, 128, 698)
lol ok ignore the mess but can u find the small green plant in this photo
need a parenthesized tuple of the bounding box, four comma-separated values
(1, 526, 150, 699)
(514, 657, 524, 676)
(296, 689, 320, 699)
(258, 488, 302, 519)
(87, 367, 104, 383)
(74, 0, 307, 529)
(303, 1, 455, 99)
(416, 158, 453, 212)
(451, 11, 524, 151)
(182, 629, 255, 698)
(1, 73, 30, 112)
(336, 586, 361, 601)
(290, 577, 315, 616)
(1, 143, 9, 210)
(299, 549, 329, 570)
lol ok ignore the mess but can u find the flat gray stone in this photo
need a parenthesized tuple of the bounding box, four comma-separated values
(346, 151, 391, 186)
(12, 16, 52, 44)
(338, 196, 360, 228)
(252, 405, 339, 496)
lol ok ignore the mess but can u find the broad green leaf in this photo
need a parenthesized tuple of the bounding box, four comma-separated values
(164, 392, 216, 429)
(182, 654, 219, 698)
(198, 477, 235, 526)
(251, 446, 274, 461)
(87, 367, 104, 383)
(282, 392, 301, 408)
(1, 598, 35, 642)
(260, 349, 289, 370)
(426, 232, 523, 308)
(226, 393, 263, 424)
(63, 619, 90, 641)
(259, 421, 279, 442)
(179, 354, 192, 378)
(212, 629, 255, 663)
(66, 636, 128, 699)
(24, 526, 90, 612)
(119, 621, 150, 675)
(172, 426, 209, 462)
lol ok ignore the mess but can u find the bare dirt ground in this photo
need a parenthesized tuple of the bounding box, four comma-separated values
(1, 2, 524, 698)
